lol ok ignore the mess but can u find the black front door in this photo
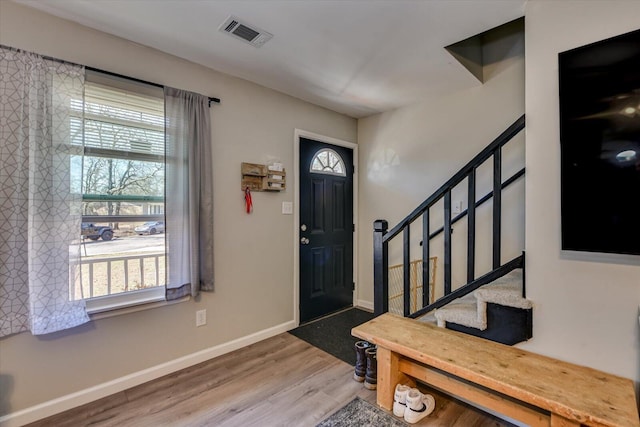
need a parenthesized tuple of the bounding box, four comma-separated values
(299, 138, 354, 323)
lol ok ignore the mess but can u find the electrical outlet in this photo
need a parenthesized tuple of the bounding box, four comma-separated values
(196, 309, 207, 327)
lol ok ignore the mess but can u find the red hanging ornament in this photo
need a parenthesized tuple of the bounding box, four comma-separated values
(244, 187, 253, 214)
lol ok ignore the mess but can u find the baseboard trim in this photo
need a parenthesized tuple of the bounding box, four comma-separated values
(0, 320, 297, 427)
(356, 300, 373, 311)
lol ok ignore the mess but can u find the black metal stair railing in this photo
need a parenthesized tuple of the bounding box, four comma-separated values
(373, 115, 525, 317)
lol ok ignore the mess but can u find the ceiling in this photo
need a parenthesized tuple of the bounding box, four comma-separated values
(16, 0, 526, 118)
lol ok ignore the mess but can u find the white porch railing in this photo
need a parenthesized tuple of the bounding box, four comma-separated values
(73, 252, 166, 300)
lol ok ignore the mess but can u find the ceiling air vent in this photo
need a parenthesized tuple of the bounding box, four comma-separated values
(219, 15, 273, 48)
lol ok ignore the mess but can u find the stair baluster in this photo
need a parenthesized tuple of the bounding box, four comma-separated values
(373, 220, 389, 315)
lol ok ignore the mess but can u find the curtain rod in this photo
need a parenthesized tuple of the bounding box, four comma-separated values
(86, 66, 221, 106)
(0, 45, 221, 106)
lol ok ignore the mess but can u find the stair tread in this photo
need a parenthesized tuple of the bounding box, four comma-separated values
(491, 268, 522, 283)
(431, 268, 533, 332)
(474, 269, 532, 309)
(437, 302, 477, 312)
(475, 287, 531, 305)
(457, 292, 478, 303)
(417, 311, 437, 324)
(434, 302, 487, 331)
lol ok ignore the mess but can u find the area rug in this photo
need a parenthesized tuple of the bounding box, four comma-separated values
(289, 308, 376, 365)
(317, 397, 407, 427)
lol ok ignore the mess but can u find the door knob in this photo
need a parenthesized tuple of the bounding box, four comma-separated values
(301, 224, 307, 231)
(300, 237, 310, 245)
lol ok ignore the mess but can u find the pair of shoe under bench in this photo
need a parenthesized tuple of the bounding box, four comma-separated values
(351, 313, 639, 427)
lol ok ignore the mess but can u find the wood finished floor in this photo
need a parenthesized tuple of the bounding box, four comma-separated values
(27, 333, 513, 426)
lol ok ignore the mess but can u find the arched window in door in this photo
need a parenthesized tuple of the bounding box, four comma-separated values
(310, 148, 346, 176)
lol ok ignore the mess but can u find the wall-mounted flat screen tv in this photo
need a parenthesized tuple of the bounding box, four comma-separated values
(559, 28, 640, 256)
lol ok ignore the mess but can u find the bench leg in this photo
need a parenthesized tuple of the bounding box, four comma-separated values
(376, 347, 415, 411)
(550, 414, 580, 427)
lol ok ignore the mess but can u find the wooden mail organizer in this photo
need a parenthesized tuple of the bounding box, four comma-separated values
(241, 162, 286, 192)
(352, 313, 639, 427)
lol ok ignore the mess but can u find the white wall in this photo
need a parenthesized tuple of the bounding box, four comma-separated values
(357, 29, 525, 306)
(0, 1, 356, 419)
(523, 0, 640, 382)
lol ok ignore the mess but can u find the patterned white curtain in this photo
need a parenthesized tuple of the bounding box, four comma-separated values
(0, 46, 89, 337)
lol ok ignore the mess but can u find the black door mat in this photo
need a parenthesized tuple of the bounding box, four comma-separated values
(289, 308, 376, 365)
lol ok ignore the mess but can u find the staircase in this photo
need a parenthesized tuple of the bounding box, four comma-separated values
(429, 266, 532, 345)
(373, 115, 531, 345)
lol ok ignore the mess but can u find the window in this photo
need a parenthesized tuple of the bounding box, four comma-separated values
(310, 148, 346, 176)
(70, 71, 166, 311)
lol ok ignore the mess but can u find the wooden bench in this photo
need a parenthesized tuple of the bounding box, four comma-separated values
(352, 313, 639, 427)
